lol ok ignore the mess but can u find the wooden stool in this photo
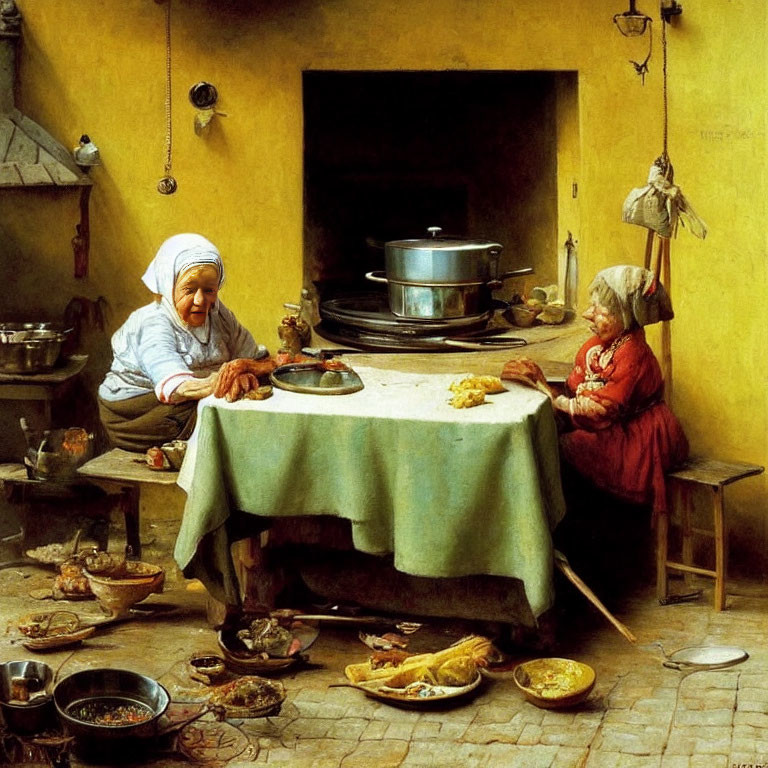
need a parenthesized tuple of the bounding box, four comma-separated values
(657, 457, 764, 610)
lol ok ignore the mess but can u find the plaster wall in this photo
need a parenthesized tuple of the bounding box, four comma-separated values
(1, 0, 766, 574)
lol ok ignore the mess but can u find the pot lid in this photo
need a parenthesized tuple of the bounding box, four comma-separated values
(386, 226, 501, 252)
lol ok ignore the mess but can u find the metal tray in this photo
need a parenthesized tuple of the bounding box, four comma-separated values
(270, 363, 364, 395)
(319, 293, 495, 336)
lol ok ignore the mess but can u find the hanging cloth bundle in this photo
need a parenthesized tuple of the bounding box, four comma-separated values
(620, 18, 707, 241)
(622, 155, 707, 239)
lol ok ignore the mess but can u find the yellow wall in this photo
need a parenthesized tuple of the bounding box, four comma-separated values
(2, 0, 767, 570)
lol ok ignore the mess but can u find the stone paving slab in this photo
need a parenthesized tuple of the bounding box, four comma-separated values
(3, 569, 768, 768)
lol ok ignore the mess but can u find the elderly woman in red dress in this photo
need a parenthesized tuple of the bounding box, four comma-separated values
(503, 264, 688, 517)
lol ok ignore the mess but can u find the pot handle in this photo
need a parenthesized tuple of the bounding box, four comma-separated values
(486, 266, 534, 290)
(157, 703, 220, 736)
(364, 271, 389, 284)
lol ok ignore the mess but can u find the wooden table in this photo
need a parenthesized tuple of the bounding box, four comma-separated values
(0, 355, 88, 428)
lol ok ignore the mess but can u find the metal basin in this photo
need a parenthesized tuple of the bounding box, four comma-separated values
(0, 323, 66, 374)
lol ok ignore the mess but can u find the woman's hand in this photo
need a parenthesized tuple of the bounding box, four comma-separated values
(501, 357, 553, 398)
(214, 358, 277, 402)
(555, 393, 611, 428)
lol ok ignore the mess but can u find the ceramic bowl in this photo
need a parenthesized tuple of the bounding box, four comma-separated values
(513, 657, 595, 709)
(506, 305, 538, 328)
(537, 303, 567, 325)
(160, 440, 187, 471)
(84, 562, 164, 618)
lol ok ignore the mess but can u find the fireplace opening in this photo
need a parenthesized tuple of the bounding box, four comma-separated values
(303, 69, 579, 310)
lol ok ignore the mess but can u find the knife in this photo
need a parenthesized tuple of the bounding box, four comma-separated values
(419, 336, 528, 350)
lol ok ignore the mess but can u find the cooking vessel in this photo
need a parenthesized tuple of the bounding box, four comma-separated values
(0, 660, 56, 734)
(365, 271, 531, 320)
(0, 322, 69, 374)
(54, 668, 170, 756)
(366, 227, 533, 319)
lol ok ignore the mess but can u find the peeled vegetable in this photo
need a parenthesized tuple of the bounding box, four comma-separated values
(345, 635, 497, 688)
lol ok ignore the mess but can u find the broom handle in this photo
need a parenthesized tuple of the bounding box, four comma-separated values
(554, 551, 637, 644)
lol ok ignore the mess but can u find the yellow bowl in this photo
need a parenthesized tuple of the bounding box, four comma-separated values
(513, 658, 595, 709)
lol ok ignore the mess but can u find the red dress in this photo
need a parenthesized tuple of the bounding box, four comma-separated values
(559, 328, 688, 514)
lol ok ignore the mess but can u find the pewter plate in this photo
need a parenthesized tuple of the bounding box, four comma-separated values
(666, 645, 748, 669)
(270, 363, 364, 395)
(351, 673, 482, 707)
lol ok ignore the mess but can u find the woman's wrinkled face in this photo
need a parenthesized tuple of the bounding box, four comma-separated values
(583, 299, 624, 344)
(173, 264, 220, 326)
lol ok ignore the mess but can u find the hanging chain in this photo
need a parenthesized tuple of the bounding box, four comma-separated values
(157, 0, 177, 195)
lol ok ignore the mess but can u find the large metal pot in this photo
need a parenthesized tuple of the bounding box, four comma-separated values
(0, 323, 67, 374)
(366, 227, 532, 319)
(54, 668, 170, 758)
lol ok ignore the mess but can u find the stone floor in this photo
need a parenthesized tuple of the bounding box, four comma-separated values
(1, 556, 767, 768)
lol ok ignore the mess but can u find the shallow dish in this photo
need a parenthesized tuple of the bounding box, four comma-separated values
(664, 645, 748, 670)
(350, 673, 482, 707)
(207, 676, 286, 718)
(270, 362, 364, 395)
(513, 658, 595, 709)
(217, 620, 319, 676)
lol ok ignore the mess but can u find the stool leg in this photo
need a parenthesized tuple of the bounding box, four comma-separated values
(713, 486, 726, 610)
(680, 484, 693, 588)
(657, 510, 669, 603)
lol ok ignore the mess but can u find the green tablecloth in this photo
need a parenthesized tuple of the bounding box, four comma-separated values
(175, 366, 565, 618)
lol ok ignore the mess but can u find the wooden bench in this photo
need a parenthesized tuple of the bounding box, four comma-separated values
(657, 456, 764, 610)
(0, 449, 178, 563)
(76, 449, 179, 558)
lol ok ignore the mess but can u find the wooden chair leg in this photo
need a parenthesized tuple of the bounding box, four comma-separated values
(657, 509, 669, 603)
(713, 487, 727, 611)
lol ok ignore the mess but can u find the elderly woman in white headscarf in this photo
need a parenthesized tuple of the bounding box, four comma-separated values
(502, 264, 688, 516)
(98, 233, 270, 451)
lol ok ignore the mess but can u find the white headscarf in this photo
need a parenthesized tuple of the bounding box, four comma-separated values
(589, 265, 674, 329)
(141, 233, 225, 341)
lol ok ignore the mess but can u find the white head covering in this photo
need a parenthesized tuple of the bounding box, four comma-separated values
(589, 265, 674, 330)
(141, 233, 225, 341)
(141, 233, 224, 301)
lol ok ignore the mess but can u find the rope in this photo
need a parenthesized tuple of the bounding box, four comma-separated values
(661, 17, 669, 164)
